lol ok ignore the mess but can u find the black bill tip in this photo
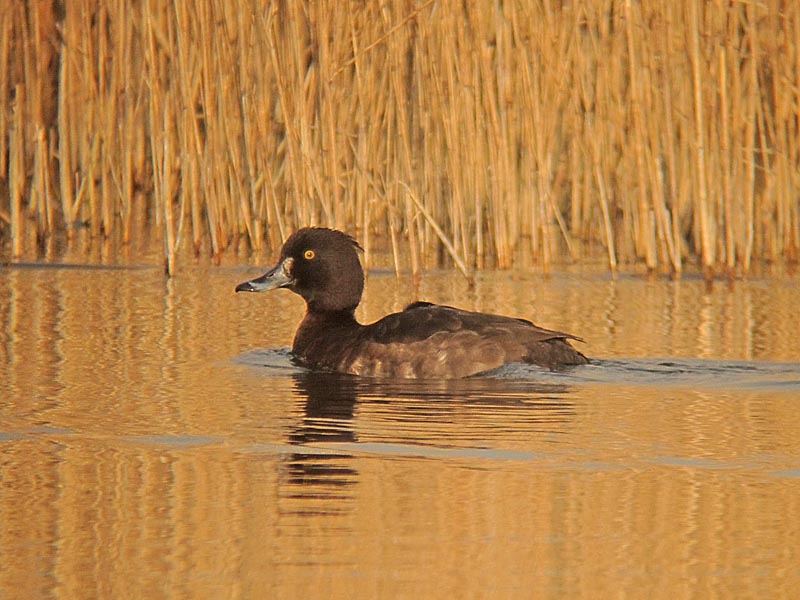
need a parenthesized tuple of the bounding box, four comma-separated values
(235, 281, 256, 293)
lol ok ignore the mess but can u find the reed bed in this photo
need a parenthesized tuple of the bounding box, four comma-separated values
(1, 0, 798, 276)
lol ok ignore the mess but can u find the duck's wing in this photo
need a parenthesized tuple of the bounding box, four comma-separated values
(349, 303, 586, 377)
(366, 302, 583, 344)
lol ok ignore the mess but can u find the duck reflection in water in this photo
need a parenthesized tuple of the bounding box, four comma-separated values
(278, 367, 580, 514)
(289, 371, 359, 445)
(282, 371, 360, 493)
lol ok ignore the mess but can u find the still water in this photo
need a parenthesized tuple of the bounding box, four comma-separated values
(1, 258, 799, 599)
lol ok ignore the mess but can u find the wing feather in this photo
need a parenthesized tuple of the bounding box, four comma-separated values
(349, 303, 585, 377)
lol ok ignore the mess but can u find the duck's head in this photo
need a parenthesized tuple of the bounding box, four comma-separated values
(235, 227, 364, 313)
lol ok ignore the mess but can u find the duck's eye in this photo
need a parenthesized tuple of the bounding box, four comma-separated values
(303, 249, 316, 260)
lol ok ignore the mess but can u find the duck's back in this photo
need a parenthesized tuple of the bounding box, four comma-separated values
(333, 302, 587, 378)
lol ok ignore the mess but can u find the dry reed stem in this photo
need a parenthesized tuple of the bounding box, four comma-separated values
(594, 162, 617, 273)
(0, 12, 10, 181)
(658, 0, 681, 274)
(625, 0, 655, 269)
(719, 46, 734, 273)
(402, 182, 472, 284)
(689, 0, 714, 274)
(10, 86, 24, 257)
(1, 1, 798, 276)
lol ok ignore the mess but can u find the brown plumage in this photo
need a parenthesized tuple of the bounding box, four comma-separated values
(236, 227, 588, 378)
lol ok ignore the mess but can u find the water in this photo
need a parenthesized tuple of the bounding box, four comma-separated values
(2, 260, 800, 599)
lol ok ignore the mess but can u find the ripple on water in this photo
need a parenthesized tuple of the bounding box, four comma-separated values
(232, 348, 800, 393)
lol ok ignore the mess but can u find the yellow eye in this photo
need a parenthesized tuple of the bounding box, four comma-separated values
(303, 249, 316, 260)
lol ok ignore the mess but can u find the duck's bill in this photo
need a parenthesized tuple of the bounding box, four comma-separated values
(235, 257, 294, 292)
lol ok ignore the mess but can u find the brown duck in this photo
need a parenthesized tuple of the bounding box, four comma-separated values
(236, 227, 588, 378)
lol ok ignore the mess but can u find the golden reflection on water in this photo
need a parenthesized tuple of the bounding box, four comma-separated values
(1, 263, 800, 598)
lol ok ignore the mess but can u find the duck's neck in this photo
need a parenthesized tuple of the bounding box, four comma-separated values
(292, 307, 362, 364)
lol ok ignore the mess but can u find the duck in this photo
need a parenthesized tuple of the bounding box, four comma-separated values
(235, 227, 588, 378)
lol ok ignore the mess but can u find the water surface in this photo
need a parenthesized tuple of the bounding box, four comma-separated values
(1, 261, 799, 598)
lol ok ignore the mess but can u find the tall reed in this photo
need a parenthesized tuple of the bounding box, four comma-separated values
(1, 0, 798, 277)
